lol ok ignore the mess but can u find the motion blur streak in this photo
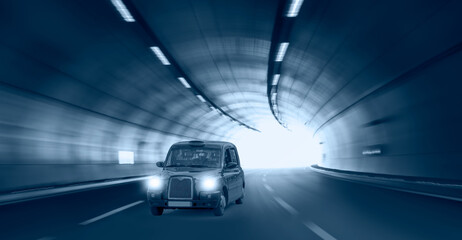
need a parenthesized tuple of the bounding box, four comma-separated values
(1, 0, 462, 239)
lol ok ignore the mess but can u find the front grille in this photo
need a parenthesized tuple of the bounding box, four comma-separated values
(168, 177, 193, 199)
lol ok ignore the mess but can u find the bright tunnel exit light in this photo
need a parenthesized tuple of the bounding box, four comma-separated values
(233, 120, 322, 169)
(111, 0, 135, 22)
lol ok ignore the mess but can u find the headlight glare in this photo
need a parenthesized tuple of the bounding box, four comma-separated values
(148, 176, 162, 190)
(201, 177, 218, 191)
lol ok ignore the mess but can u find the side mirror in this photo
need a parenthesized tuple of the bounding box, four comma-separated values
(226, 162, 237, 169)
(156, 161, 164, 168)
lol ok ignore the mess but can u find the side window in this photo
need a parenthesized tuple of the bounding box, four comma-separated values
(224, 149, 232, 164)
(230, 149, 238, 164)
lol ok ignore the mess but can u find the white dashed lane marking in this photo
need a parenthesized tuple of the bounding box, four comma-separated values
(263, 184, 274, 193)
(79, 200, 144, 226)
(304, 221, 337, 240)
(273, 196, 298, 216)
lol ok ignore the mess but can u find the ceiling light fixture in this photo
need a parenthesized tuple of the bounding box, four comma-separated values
(150, 46, 171, 65)
(272, 74, 281, 86)
(196, 95, 206, 103)
(177, 77, 191, 88)
(271, 92, 277, 103)
(275, 42, 289, 62)
(286, 0, 304, 17)
(111, 0, 135, 22)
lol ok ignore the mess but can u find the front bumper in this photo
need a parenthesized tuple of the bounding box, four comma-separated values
(148, 191, 221, 209)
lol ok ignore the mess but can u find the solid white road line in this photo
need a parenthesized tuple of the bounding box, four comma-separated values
(263, 184, 274, 193)
(79, 200, 144, 226)
(273, 196, 298, 216)
(304, 221, 337, 240)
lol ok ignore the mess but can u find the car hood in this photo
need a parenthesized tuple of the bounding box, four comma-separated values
(160, 168, 222, 179)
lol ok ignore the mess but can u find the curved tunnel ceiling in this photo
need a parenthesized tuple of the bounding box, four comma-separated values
(1, 0, 462, 191)
(130, 0, 278, 130)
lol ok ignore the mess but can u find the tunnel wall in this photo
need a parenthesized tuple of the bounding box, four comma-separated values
(0, 84, 181, 193)
(315, 46, 462, 181)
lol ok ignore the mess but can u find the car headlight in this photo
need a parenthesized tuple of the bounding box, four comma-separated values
(147, 176, 163, 190)
(200, 177, 218, 191)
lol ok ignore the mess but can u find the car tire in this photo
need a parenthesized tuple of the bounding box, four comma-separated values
(150, 207, 164, 216)
(235, 186, 245, 204)
(213, 192, 226, 216)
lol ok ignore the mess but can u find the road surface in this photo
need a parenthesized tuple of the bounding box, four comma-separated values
(1, 168, 461, 240)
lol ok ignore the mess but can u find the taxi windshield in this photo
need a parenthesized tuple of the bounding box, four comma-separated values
(165, 147, 222, 168)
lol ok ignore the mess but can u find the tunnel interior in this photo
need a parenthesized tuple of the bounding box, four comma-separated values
(1, 0, 462, 194)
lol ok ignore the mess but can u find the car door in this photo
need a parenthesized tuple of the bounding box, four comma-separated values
(228, 147, 241, 201)
(222, 148, 235, 200)
(223, 148, 240, 201)
(230, 148, 244, 198)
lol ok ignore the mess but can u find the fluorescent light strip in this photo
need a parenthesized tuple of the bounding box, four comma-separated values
(196, 95, 206, 103)
(271, 92, 277, 103)
(177, 77, 191, 88)
(275, 42, 289, 62)
(272, 74, 280, 86)
(111, 0, 135, 22)
(286, 0, 304, 17)
(150, 46, 171, 65)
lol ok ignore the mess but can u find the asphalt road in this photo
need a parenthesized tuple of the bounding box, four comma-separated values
(1, 168, 461, 240)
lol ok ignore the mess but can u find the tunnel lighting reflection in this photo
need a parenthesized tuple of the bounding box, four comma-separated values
(275, 42, 289, 62)
(196, 95, 206, 103)
(234, 121, 321, 169)
(110, 0, 135, 22)
(150, 46, 171, 65)
(286, 0, 304, 17)
(272, 74, 280, 86)
(177, 77, 191, 88)
(118, 151, 134, 164)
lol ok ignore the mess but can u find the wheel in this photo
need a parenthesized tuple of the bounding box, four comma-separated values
(235, 186, 245, 204)
(213, 192, 226, 216)
(150, 206, 164, 216)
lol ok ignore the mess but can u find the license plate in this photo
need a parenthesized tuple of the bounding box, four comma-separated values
(168, 201, 192, 207)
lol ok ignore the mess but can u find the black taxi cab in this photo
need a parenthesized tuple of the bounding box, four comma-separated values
(147, 140, 245, 216)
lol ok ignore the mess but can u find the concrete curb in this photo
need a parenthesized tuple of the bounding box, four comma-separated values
(0, 176, 152, 206)
(309, 165, 462, 202)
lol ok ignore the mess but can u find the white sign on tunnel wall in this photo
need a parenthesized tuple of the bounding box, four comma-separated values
(118, 151, 135, 164)
(362, 145, 383, 156)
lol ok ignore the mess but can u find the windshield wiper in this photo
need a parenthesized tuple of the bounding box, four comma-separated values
(165, 164, 213, 168)
(187, 164, 212, 168)
(165, 164, 189, 168)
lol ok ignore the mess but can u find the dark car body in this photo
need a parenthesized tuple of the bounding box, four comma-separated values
(147, 140, 245, 216)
